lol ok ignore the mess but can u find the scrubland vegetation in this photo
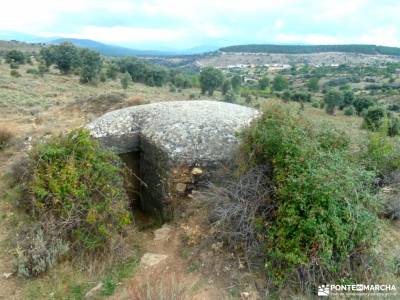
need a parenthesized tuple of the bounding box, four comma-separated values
(1, 41, 400, 298)
(242, 105, 381, 289)
(201, 101, 400, 296)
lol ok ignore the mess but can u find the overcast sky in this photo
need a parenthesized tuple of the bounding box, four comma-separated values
(1, 0, 400, 49)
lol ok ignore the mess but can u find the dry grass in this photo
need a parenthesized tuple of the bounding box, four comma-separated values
(125, 270, 189, 300)
(0, 61, 210, 114)
(0, 60, 216, 148)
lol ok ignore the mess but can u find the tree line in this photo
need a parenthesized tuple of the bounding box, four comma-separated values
(2, 42, 197, 89)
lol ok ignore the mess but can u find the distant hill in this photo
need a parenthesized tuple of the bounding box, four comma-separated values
(50, 38, 176, 57)
(219, 44, 400, 56)
(0, 31, 219, 56)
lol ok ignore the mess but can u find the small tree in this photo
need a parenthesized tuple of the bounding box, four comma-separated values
(324, 90, 343, 115)
(105, 61, 119, 80)
(5, 50, 25, 64)
(272, 76, 289, 91)
(199, 66, 224, 96)
(79, 48, 102, 84)
(344, 106, 355, 116)
(10, 70, 21, 77)
(363, 106, 387, 131)
(340, 90, 355, 109)
(353, 96, 375, 115)
(258, 76, 270, 90)
(40, 47, 55, 67)
(222, 80, 232, 95)
(307, 77, 319, 92)
(52, 42, 80, 74)
(231, 75, 242, 92)
(121, 72, 131, 89)
(99, 71, 107, 82)
(388, 116, 400, 136)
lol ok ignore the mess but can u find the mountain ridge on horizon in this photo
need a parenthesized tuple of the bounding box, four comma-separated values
(0, 31, 220, 56)
(2, 31, 400, 57)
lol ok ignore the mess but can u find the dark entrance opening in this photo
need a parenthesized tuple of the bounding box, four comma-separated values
(119, 151, 142, 210)
(119, 151, 165, 227)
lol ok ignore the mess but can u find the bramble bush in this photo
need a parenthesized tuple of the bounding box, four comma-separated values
(240, 104, 381, 289)
(9, 129, 132, 276)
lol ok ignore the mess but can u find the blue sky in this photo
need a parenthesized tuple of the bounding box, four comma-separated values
(1, 0, 400, 49)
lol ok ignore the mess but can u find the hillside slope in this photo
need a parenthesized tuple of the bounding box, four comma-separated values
(220, 44, 400, 56)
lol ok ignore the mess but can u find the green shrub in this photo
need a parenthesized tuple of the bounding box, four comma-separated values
(99, 71, 107, 82)
(223, 90, 238, 103)
(10, 70, 21, 77)
(26, 68, 39, 75)
(241, 105, 380, 288)
(9, 62, 19, 69)
(10, 129, 132, 274)
(5, 50, 25, 64)
(388, 116, 400, 136)
(354, 96, 375, 115)
(37, 63, 48, 76)
(311, 101, 320, 108)
(362, 106, 387, 131)
(272, 76, 289, 91)
(365, 130, 400, 175)
(324, 90, 343, 115)
(343, 105, 355, 116)
(121, 72, 131, 89)
(169, 84, 177, 93)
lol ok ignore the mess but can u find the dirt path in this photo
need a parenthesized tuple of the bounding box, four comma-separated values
(0, 152, 22, 299)
(112, 224, 229, 300)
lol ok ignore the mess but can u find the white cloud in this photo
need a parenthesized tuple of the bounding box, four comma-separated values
(276, 27, 400, 47)
(1, 0, 400, 48)
(274, 20, 284, 29)
(359, 27, 400, 47)
(310, 0, 368, 21)
(0, 0, 136, 32)
(140, 0, 293, 21)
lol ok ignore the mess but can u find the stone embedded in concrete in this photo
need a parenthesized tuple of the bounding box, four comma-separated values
(87, 100, 260, 219)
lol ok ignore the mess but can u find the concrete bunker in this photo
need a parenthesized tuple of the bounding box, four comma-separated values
(87, 100, 260, 220)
